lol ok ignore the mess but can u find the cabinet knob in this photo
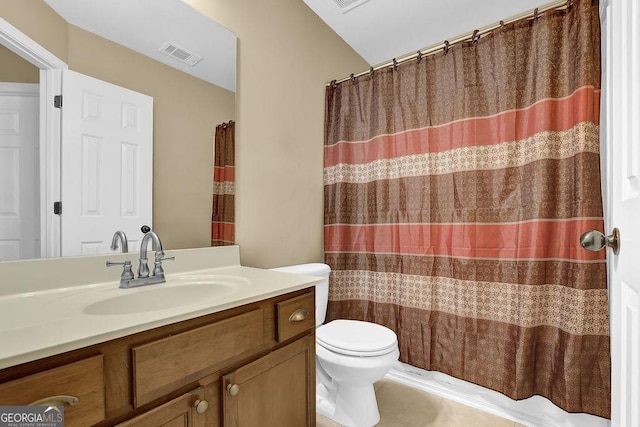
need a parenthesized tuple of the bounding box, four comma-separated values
(29, 395, 79, 408)
(227, 383, 240, 396)
(193, 399, 209, 414)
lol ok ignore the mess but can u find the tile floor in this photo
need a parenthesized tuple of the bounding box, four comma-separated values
(317, 379, 526, 427)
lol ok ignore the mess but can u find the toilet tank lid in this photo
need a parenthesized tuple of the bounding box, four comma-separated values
(270, 263, 331, 277)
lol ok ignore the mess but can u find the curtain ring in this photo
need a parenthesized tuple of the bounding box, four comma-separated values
(533, 7, 539, 21)
(350, 73, 357, 84)
(471, 29, 480, 43)
(416, 51, 423, 63)
(443, 40, 450, 54)
(369, 66, 375, 77)
(565, 0, 573, 13)
(392, 58, 398, 71)
(330, 80, 337, 89)
(499, 20, 504, 27)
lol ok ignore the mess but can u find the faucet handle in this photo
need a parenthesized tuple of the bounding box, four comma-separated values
(106, 260, 135, 282)
(152, 255, 175, 276)
(106, 260, 131, 267)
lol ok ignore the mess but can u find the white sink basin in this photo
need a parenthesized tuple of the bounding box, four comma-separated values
(32, 274, 251, 317)
(83, 281, 243, 315)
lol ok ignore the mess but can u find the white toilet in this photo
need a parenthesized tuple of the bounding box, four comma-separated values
(271, 263, 399, 427)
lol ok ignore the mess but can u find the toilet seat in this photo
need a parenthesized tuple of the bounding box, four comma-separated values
(317, 320, 398, 357)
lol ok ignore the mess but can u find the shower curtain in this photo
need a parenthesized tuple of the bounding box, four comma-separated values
(211, 120, 235, 246)
(323, 0, 609, 418)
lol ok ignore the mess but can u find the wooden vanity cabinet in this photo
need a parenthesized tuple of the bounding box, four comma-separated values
(0, 287, 316, 426)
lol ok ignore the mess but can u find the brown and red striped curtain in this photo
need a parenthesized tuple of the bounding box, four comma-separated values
(211, 120, 235, 246)
(324, 0, 610, 418)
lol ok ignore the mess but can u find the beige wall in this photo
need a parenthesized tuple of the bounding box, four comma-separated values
(0, 45, 39, 83)
(185, 0, 368, 267)
(0, 1, 235, 251)
(0, 0, 68, 61)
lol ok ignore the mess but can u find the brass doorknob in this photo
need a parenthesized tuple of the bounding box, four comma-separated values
(580, 228, 620, 255)
(227, 383, 240, 396)
(193, 399, 209, 414)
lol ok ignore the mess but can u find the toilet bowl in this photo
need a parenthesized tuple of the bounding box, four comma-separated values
(316, 319, 400, 426)
(271, 264, 399, 427)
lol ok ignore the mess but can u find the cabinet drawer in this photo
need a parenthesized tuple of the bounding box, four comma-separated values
(0, 355, 105, 427)
(276, 291, 315, 342)
(132, 309, 264, 407)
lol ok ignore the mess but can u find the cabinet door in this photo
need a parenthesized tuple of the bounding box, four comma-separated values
(222, 334, 315, 427)
(117, 387, 207, 427)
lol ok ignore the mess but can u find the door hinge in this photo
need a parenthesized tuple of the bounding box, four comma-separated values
(53, 201, 62, 215)
(54, 95, 62, 109)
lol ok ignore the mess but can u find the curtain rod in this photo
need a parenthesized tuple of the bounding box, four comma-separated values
(328, 0, 572, 87)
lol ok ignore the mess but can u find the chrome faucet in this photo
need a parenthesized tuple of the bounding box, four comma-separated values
(138, 231, 168, 278)
(106, 230, 174, 288)
(110, 231, 129, 253)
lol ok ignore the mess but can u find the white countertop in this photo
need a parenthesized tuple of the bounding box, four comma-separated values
(0, 247, 321, 370)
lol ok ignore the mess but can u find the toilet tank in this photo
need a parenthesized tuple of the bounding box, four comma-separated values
(270, 263, 331, 326)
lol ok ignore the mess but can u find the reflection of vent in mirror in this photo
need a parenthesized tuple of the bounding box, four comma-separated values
(159, 42, 203, 66)
(332, 0, 372, 13)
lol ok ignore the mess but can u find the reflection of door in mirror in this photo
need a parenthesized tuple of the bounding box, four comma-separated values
(0, 44, 41, 261)
(60, 69, 153, 256)
(0, 83, 39, 261)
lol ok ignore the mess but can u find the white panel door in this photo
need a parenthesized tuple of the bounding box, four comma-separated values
(602, 0, 640, 425)
(0, 83, 39, 261)
(61, 69, 153, 256)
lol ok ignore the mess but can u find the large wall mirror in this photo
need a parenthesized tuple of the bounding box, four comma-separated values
(0, 0, 236, 261)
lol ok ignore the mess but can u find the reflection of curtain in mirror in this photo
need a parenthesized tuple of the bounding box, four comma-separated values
(211, 120, 235, 246)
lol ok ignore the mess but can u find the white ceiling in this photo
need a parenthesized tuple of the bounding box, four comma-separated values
(44, 0, 236, 92)
(304, 0, 555, 66)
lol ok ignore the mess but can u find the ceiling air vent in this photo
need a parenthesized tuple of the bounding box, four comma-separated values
(332, 0, 372, 13)
(159, 42, 203, 67)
